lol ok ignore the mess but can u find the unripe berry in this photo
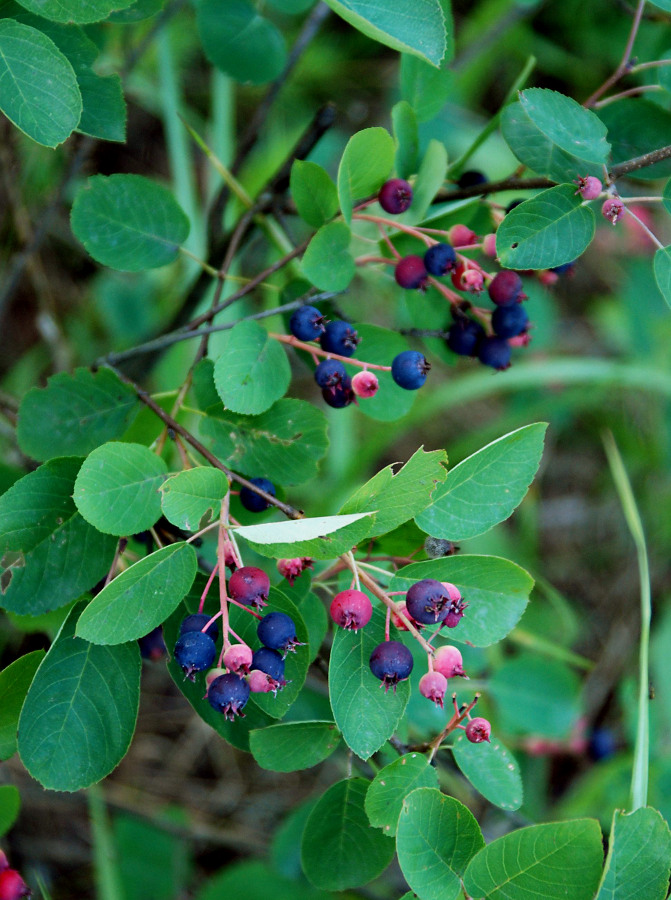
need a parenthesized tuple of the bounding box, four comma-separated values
(351, 370, 379, 398)
(461, 268, 484, 293)
(223, 643, 253, 674)
(482, 233, 498, 257)
(257, 611, 300, 655)
(478, 335, 511, 370)
(406, 578, 451, 624)
(424, 242, 457, 276)
(466, 717, 491, 743)
(419, 671, 449, 707)
(574, 175, 602, 201)
(277, 557, 313, 585)
(602, 197, 624, 224)
(433, 645, 465, 678)
(228, 566, 270, 609)
(395, 255, 428, 290)
(391, 351, 430, 390)
(239, 477, 276, 513)
(320, 320, 360, 356)
(0, 869, 31, 900)
(448, 224, 477, 246)
(330, 589, 373, 631)
(440, 582, 462, 603)
(205, 666, 226, 689)
(488, 270, 523, 306)
(369, 640, 414, 691)
(379, 178, 413, 214)
(173, 631, 217, 680)
(207, 672, 250, 721)
(391, 601, 417, 632)
(248, 669, 273, 693)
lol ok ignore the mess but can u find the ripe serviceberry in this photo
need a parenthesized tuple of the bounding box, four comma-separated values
(391, 351, 430, 390)
(492, 303, 529, 338)
(314, 358, 347, 389)
(478, 335, 511, 370)
(424, 242, 457, 276)
(588, 727, 617, 761)
(379, 178, 413, 214)
(228, 566, 270, 609)
(277, 557, 313, 585)
(575, 175, 602, 200)
(447, 317, 485, 357)
(257, 611, 300, 655)
(138, 625, 166, 661)
(395, 255, 428, 290)
(207, 673, 250, 720)
(180, 613, 220, 643)
(289, 305, 326, 341)
(239, 477, 276, 512)
(223, 644, 253, 674)
(369, 640, 414, 691)
(320, 320, 359, 356)
(0, 869, 31, 899)
(406, 579, 451, 624)
(457, 169, 487, 189)
(330, 589, 373, 631)
(448, 224, 477, 246)
(466, 717, 491, 743)
(351, 370, 378, 398)
(174, 631, 217, 680)
(322, 375, 355, 408)
(602, 198, 624, 224)
(488, 270, 524, 306)
(433, 645, 466, 678)
(550, 261, 575, 275)
(248, 669, 273, 693)
(251, 647, 287, 692)
(419, 671, 449, 707)
(424, 537, 459, 558)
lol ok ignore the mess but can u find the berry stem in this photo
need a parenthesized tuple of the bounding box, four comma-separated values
(385, 605, 391, 642)
(347, 551, 361, 591)
(269, 333, 392, 371)
(353, 213, 434, 246)
(186, 519, 221, 544)
(198, 561, 219, 613)
(217, 521, 232, 649)
(427, 692, 481, 761)
(622, 205, 665, 249)
(592, 84, 662, 109)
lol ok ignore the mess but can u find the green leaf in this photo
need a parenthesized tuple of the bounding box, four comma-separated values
(397, 788, 485, 900)
(18, 603, 141, 791)
(17, 367, 140, 462)
(390, 556, 533, 646)
(398, 140, 448, 226)
(195, 860, 329, 900)
(301, 778, 395, 890)
(415, 424, 547, 540)
(266, 0, 315, 11)
(463, 819, 604, 900)
(496, 183, 595, 270)
(240, 514, 375, 560)
(598, 100, 671, 181)
(596, 807, 671, 900)
(0, 457, 117, 615)
(197, 0, 286, 85)
(329, 607, 410, 758)
(15, 0, 135, 23)
(213, 320, 291, 415)
(290, 160, 339, 228)
(160, 467, 229, 531)
(0, 785, 20, 837)
(365, 752, 439, 835)
(0, 20, 81, 147)
(392, 100, 419, 180)
(0, 649, 45, 759)
(345, 323, 416, 422)
(451, 731, 523, 811)
(657, 51, 671, 91)
(301, 221, 355, 291)
(114, 814, 190, 900)
(75, 542, 198, 644)
(108, 0, 164, 22)
(322, 0, 446, 67)
(338, 127, 395, 223)
(73, 442, 168, 536)
(200, 399, 329, 485)
(401, 53, 452, 123)
(71, 174, 190, 271)
(341, 446, 448, 538)
(653, 246, 671, 311)
(249, 720, 341, 771)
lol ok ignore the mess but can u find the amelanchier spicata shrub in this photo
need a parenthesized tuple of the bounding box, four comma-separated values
(1, 0, 670, 897)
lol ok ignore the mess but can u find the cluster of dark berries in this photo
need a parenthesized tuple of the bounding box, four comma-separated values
(0, 851, 30, 900)
(394, 241, 458, 292)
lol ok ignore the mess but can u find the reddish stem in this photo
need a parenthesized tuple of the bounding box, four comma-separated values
(198, 562, 219, 614)
(269, 333, 392, 371)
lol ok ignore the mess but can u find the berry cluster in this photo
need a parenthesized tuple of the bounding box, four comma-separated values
(0, 851, 30, 900)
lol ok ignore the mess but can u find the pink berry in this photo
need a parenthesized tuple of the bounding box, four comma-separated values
(440, 582, 462, 603)
(379, 178, 413, 214)
(351, 370, 379, 399)
(461, 268, 484, 293)
(220, 539, 239, 570)
(395, 255, 428, 290)
(602, 198, 624, 224)
(433, 645, 466, 678)
(482, 233, 498, 257)
(0, 854, 7, 874)
(0, 869, 31, 900)
(419, 671, 449, 707)
(228, 566, 270, 609)
(205, 666, 226, 689)
(448, 224, 477, 246)
(466, 717, 491, 743)
(330, 589, 373, 631)
(247, 669, 273, 693)
(391, 602, 417, 632)
(575, 175, 602, 201)
(538, 270, 559, 287)
(277, 557, 313, 585)
(223, 643, 253, 674)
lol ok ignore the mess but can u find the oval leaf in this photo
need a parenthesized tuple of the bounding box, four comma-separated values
(301, 221, 356, 291)
(497, 183, 595, 270)
(415, 423, 547, 540)
(249, 721, 341, 772)
(290, 160, 339, 229)
(213, 320, 291, 415)
(71, 174, 190, 271)
(397, 139, 447, 225)
(76, 542, 198, 644)
(0, 786, 20, 837)
(598, 100, 671, 181)
(15, 0, 135, 24)
(390, 556, 534, 647)
(392, 100, 419, 180)
(160, 467, 229, 531)
(18, 604, 141, 791)
(365, 752, 439, 835)
(596, 807, 671, 900)
(451, 731, 523, 811)
(301, 778, 395, 890)
(338, 127, 395, 222)
(463, 819, 604, 900)
(0, 650, 45, 760)
(0, 20, 81, 147)
(74, 442, 168, 536)
(653, 246, 671, 311)
(397, 788, 485, 900)
(235, 512, 373, 546)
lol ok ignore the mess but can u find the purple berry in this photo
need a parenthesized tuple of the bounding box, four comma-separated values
(379, 178, 413, 214)
(180, 613, 220, 643)
(478, 336, 511, 370)
(424, 243, 457, 276)
(330, 589, 373, 631)
(395, 255, 428, 290)
(228, 566, 270, 609)
(207, 672, 250, 721)
(239, 477, 276, 513)
(251, 646, 287, 692)
(257, 611, 300, 656)
(406, 578, 451, 624)
(488, 270, 524, 306)
(466, 717, 491, 743)
(575, 175, 602, 201)
(391, 351, 430, 390)
(289, 305, 326, 341)
(491, 303, 529, 339)
(319, 320, 359, 357)
(173, 630, 217, 680)
(314, 358, 347, 388)
(446, 317, 485, 357)
(369, 640, 414, 691)
(322, 374, 354, 408)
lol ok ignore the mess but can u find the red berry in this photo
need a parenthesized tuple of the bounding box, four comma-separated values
(277, 557, 313, 585)
(448, 224, 477, 246)
(0, 869, 31, 900)
(0, 855, 7, 874)
(395, 255, 428, 290)
(488, 270, 524, 306)
(419, 671, 448, 707)
(391, 602, 418, 632)
(330, 589, 373, 631)
(461, 269, 484, 293)
(482, 233, 497, 257)
(466, 717, 491, 743)
(379, 178, 413, 214)
(351, 370, 379, 398)
(602, 198, 624, 224)
(228, 566, 270, 609)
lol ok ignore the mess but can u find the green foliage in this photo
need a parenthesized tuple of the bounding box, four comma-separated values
(301, 221, 356, 291)
(0, 785, 20, 837)
(160, 467, 229, 530)
(235, 512, 374, 558)
(15, 0, 135, 24)
(249, 721, 341, 771)
(290, 160, 339, 228)
(213, 320, 291, 414)
(365, 753, 439, 834)
(451, 732, 523, 811)
(595, 807, 671, 900)
(0, 650, 44, 759)
(338, 127, 395, 222)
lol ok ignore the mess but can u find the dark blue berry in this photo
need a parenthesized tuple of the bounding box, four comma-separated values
(369, 640, 413, 691)
(314, 358, 347, 388)
(379, 178, 413, 214)
(179, 613, 220, 643)
(424, 243, 458, 276)
(289, 306, 326, 341)
(207, 672, 250, 721)
(588, 727, 617, 761)
(505, 199, 525, 214)
(446, 318, 485, 356)
(138, 625, 166, 661)
(491, 303, 529, 338)
(395, 255, 428, 290)
(391, 351, 430, 390)
(478, 336, 511, 370)
(488, 271, 523, 306)
(319, 320, 359, 357)
(550, 261, 575, 275)
(257, 611, 299, 656)
(406, 579, 451, 624)
(174, 631, 217, 680)
(239, 477, 276, 513)
(252, 647, 285, 680)
(322, 374, 354, 408)
(457, 170, 487, 189)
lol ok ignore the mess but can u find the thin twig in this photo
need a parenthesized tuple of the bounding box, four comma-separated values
(584, 0, 646, 107)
